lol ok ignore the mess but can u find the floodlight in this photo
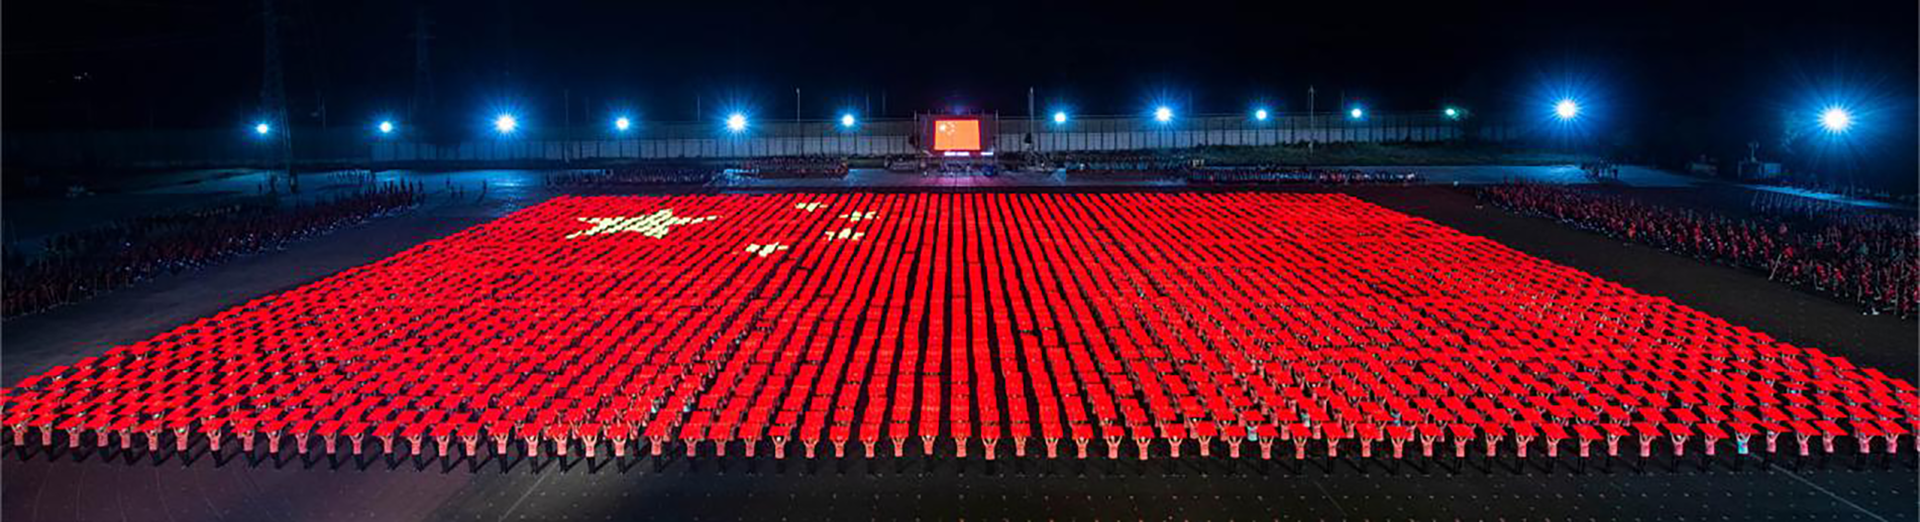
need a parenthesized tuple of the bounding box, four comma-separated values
(840, 113, 857, 128)
(494, 114, 519, 134)
(1254, 108, 1270, 121)
(614, 116, 632, 131)
(378, 121, 395, 134)
(1554, 99, 1580, 120)
(254, 122, 271, 135)
(1053, 111, 1068, 124)
(1349, 107, 1364, 120)
(726, 113, 748, 132)
(1818, 107, 1851, 134)
(1154, 106, 1173, 123)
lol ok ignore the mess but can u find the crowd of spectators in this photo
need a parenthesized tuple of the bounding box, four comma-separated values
(1578, 161, 1620, 180)
(2, 183, 424, 318)
(741, 157, 849, 178)
(1187, 167, 1420, 185)
(1059, 152, 1194, 176)
(1746, 174, 1920, 208)
(1481, 184, 1919, 317)
(546, 165, 716, 187)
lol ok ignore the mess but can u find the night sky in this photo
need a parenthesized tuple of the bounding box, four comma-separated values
(4, 0, 1915, 187)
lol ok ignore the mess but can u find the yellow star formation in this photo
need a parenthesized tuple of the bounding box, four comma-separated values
(566, 210, 720, 239)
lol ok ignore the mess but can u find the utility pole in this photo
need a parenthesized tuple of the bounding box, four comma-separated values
(261, 0, 295, 192)
(795, 88, 801, 122)
(409, 6, 435, 131)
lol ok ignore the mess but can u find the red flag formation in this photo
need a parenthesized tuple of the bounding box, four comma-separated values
(4, 193, 1913, 461)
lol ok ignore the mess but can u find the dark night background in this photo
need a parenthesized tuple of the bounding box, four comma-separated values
(4, 0, 1915, 190)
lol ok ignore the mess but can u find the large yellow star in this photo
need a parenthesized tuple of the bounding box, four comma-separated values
(566, 210, 720, 239)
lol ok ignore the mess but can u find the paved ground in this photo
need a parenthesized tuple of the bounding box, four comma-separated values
(0, 163, 1786, 251)
(3, 169, 1915, 521)
(4, 449, 1913, 521)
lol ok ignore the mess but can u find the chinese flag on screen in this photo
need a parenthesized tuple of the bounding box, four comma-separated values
(932, 119, 981, 151)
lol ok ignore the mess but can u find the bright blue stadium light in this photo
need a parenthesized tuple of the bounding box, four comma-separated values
(1444, 107, 1460, 119)
(1554, 99, 1581, 120)
(613, 116, 632, 132)
(725, 113, 748, 133)
(493, 114, 519, 134)
(1052, 111, 1068, 124)
(1254, 108, 1270, 121)
(1153, 106, 1173, 123)
(840, 113, 857, 128)
(377, 120, 395, 134)
(1349, 107, 1365, 120)
(253, 122, 272, 135)
(1818, 106, 1852, 134)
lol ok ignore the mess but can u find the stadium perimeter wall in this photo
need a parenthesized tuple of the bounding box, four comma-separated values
(7, 113, 1526, 169)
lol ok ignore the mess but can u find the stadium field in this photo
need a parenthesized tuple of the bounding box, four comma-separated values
(5, 193, 1912, 464)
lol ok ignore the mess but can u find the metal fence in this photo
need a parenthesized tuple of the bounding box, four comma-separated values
(7, 112, 1522, 168)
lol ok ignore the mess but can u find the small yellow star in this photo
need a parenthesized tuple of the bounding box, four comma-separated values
(744, 243, 791, 257)
(823, 228, 865, 241)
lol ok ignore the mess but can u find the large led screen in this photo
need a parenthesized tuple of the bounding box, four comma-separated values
(932, 119, 982, 151)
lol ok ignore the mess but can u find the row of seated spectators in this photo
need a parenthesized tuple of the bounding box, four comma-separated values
(253, 169, 378, 195)
(1187, 167, 1421, 185)
(1579, 162, 1620, 180)
(927, 162, 1001, 177)
(741, 157, 849, 178)
(546, 165, 716, 187)
(1, 183, 424, 318)
(321, 170, 379, 184)
(1059, 153, 1195, 177)
(1747, 174, 1919, 208)
(1480, 184, 1920, 317)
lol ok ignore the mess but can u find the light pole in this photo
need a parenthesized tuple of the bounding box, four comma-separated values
(562, 88, 571, 163)
(1307, 86, 1316, 154)
(1028, 86, 1036, 153)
